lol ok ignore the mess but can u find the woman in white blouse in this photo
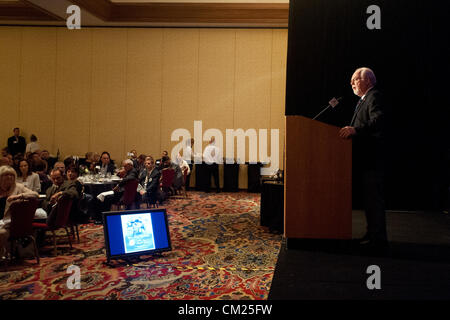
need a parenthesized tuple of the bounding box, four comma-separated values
(16, 159, 41, 193)
(25, 134, 40, 154)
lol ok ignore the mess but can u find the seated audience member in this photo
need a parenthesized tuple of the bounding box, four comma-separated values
(25, 134, 40, 154)
(78, 152, 90, 175)
(1, 148, 8, 158)
(83, 152, 97, 173)
(176, 153, 191, 190)
(0, 157, 9, 167)
(0, 166, 38, 259)
(64, 156, 76, 170)
(176, 153, 191, 176)
(93, 159, 138, 223)
(67, 165, 91, 224)
(26, 152, 40, 170)
(53, 161, 66, 176)
(127, 150, 138, 170)
(17, 159, 41, 193)
(12, 153, 24, 171)
(66, 165, 83, 196)
(98, 151, 115, 176)
(138, 157, 161, 206)
(6, 154, 13, 167)
(156, 151, 169, 168)
(34, 160, 52, 193)
(112, 159, 139, 193)
(92, 153, 100, 165)
(136, 154, 146, 173)
(40, 168, 79, 220)
(39, 150, 55, 172)
(161, 156, 184, 191)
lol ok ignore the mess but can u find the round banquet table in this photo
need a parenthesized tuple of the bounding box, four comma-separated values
(79, 178, 122, 198)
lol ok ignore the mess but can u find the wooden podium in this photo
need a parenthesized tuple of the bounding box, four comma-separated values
(284, 116, 352, 240)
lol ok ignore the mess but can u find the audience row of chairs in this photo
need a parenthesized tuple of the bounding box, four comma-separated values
(6, 164, 189, 265)
(8, 197, 75, 264)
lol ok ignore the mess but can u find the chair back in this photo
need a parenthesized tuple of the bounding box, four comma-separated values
(49, 197, 73, 229)
(161, 168, 175, 188)
(122, 179, 139, 206)
(9, 198, 40, 239)
(183, 168, 188, 185)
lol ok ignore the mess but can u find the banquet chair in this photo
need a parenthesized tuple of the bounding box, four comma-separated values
(32, 197, 73, 256)
(117, 179, 139, 210)
(160, 168, 175, 197)
(69, 218, 80, 244)
(8, 198, 40, 264)
(181, 168, 189, 198)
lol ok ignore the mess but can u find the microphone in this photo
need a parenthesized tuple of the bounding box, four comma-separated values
(312, 97, 343, 120)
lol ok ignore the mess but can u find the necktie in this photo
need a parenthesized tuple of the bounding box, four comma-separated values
(355, 99, 363, 112)
(350, 99, 364, 126)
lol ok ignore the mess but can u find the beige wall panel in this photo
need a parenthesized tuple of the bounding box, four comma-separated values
(1, 26, 288, 189)
(198, 29, 235, 153)
(238, 164, 248, 189)
(90, 28, 128, 163)
(20, 28, 57, 154)
(161, 28, 199, 157)
(270, 29, 287, 170)
(54, 28, 92, 159)
(125, 28, 163, 159)
(234, 29, 272, 164)
(0, 27, 21, 147)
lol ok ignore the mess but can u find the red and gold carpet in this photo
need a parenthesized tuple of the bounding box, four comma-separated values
(0, 192, 282, 300)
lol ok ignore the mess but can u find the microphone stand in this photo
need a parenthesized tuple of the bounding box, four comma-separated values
(312, 104, 332, 120)
(312, 97, 342, 120)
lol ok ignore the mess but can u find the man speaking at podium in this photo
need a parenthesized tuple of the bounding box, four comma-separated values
(339, 67, 389, 253)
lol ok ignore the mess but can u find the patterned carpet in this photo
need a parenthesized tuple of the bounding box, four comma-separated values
(0, 192, 282, 300)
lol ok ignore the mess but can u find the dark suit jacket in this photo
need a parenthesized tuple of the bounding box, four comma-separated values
(97, 162, 115, 174)
(7, 135, 26, 156)
(118, 168, 139, 192)
(139, 167, 161, 194)
(350, 87, 388, 171)
(42, 180, 79, 213)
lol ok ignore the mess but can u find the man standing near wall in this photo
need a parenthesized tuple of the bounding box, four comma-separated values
(7, 128, 26, 156)
(203, 137, 221, 193)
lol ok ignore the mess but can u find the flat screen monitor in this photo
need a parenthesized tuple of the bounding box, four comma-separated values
(103, 208, 172, 261)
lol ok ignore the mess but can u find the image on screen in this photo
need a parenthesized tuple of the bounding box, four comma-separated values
(103, 209, 171, 260)
(121, 213, 155, 254)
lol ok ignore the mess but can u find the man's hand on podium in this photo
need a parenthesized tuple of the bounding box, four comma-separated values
(339, 126, 356, 139)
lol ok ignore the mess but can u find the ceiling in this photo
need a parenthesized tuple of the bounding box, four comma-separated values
(0, 0, 289, 27)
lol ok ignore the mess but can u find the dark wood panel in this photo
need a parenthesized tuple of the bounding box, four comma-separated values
(110, 3, 289, 25)
(69, 0, 112, 21)
(1, 1, 289, 26)
(0, 1, 59, 21)
(21, 0, 65, 21)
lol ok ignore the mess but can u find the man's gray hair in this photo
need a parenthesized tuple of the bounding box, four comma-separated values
(123, 159, 133, 166)
(358, 67, 377, 86)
